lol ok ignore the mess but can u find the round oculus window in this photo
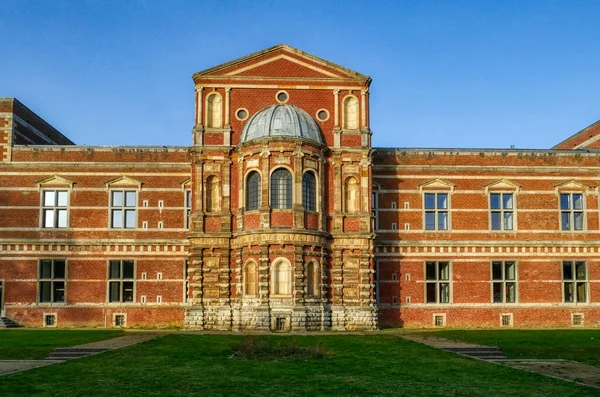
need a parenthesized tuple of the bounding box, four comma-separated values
(276, 91, 289, 103)
(235, 108, 248, 121)
(316, 109, 329, 121)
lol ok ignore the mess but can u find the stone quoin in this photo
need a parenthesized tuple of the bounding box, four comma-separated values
(1, 44, 599, 330)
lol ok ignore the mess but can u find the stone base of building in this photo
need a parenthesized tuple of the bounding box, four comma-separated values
(185, 303, 378, 331)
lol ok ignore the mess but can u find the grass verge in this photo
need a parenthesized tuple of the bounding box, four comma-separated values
(417, 329, 600, 366)
(0, 334, 597, 396)
(0, 329, 124, 360)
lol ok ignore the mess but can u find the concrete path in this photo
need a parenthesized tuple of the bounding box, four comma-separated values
(402, 334, 600, 389)
(0, 332, 161, 376)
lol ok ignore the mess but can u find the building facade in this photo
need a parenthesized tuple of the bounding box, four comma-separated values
(1, 45, 599, 330)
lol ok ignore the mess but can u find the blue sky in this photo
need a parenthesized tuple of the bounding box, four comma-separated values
(1, 0, 599, 149)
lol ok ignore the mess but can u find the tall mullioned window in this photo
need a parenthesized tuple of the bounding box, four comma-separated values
(424, 193, 448, 230)
(185, 190, 191, 228)
(39, 259, 66, 303)
(42, 190, 68, 228)
(110, 190, 137, 229)
(563, 261, 587, 303)
(302, 172, 316, 212)
(490, 193, 514, 230)
(425, 261, 450, 304)
(560, 193, 583, 231)
(492, 261, 516, 303)
(246, 171, 260, 211)
(108, 260, 135, 303)
(271, 169, 292, 209)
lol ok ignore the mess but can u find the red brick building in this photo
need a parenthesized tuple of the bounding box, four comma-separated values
(1, 44, 599, 329)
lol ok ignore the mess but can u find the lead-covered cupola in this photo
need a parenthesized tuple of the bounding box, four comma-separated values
(239, 104, 324, 145)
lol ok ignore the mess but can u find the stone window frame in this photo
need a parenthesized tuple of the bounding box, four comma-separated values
(275, 90, 289, 104)
(490, 260, 518, 304)
(559, 192, 586, 232)
(341, 94, 360, 130)
(315, 108, 330, 122)
(43, 313, 57, 328)
(113, 313, 127, 327)
(243, 260, 259, 297)
(38, 259, 67, 305)
(372, 182, 382, 231)
(107, 259, 136, 304)
(271, 258, 293, 297)
(305, 260, 320, 298)
(343, 175, 360, 214)
(244, 169, 261, 212)
(183, 260, 189, 303)
(235, 107, 249, 121)
(423, 192, 451, 231)
(269, 167, 293, 210)
(562, 260, 589, 304)
(205, 91, 223, 129)
(488, 192, 517, 231)
(302, 170, 317, 212)
(184, 189, 192, 229)
(204, 174, 221, 213)
(109, 189, 138, 229)
(40, 189, 70, 229)
(424, 261, 452, 304)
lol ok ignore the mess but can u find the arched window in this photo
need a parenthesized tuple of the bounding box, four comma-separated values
(205, 176, 220, 213)
(271, 169, 292, 209)
(344, 176, 360, 213)
(302, 172, 316, 212)
(244, 262, 257, 297)
(206, 93, 222, 129)
(343, 96, 359, 130)
(272, 259, 292, 295)
(306, 262, 319, 297)
(246, 171, 260, 211)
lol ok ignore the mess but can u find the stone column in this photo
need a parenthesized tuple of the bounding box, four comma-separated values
(332, 156, 343, 232)
(333, 89, 341, 148)
(194, 87, 204, 145)
(224, 87, 232, 146)
(257, 244, 271, 330)
(236, 156, 244, 230)
(293, 147, 304, 228)
(221, 158, 232, 232)
(259, 148, 271, 228)
(193, 159, 204, 232)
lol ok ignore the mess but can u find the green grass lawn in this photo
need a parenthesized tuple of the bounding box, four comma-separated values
(0, 329, 124, 360)
(0, 334, 597, 396)
(418, 329, 600, 366)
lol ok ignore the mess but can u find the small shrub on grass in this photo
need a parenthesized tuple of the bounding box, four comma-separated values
(231, 337, 328, 360)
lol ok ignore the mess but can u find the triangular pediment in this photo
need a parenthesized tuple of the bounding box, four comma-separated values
(554, 179, 590, 192)
(35, 175, 75, 190)
(104, 175, 143, 190)
(180, 177, 191, 190)
(418, 178, 455, 192)
(484, 179, 521, 193)
(193, 44, 369, 82)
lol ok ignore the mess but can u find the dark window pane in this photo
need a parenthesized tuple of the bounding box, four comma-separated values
(437, 212, 448, 230)
(491, 212, 501, 230)
(122, 282, 134, 302)
(53, 281, 65, 302)
(54, 261, 66, 279)
(109, 282, 120, 302)
(492, 262, 502, 280)
(438, 262, 449, 280)
(563, 262, 573, 280)
(271, 169, 292, 209)
(302, 172, 316, 211)
(574, 212, 583, 230)
(493, 282, 502, 303)
(437, 194, 448, 209)
(576, 262, 586, 280)
(576, 282, 586, 302)
(122, 261, 134, 279)
(561, 212, 570, 230)
(246, 172, 260, 211)
(564, 282, 573, 302)
(560, 194, 570, 210)
(426, 283, 436, 303)
(424, 193, 435, 209)
(505, 262, 516, 280)
(425, 212, 435, 230)
(425, 262, 436, 280)
(506, 282, 516, 303)
(573, 194, 583, 210)
(40, 281, 51, 302)
(490, 193, 500, 209)
(40, 260, 52, 279)
(503, 194, 513, 210)
(439, 283, 449, 303)
(503, 212, 514, 230)
(109, 261, 121, 279)
(186, 191, 192, 208)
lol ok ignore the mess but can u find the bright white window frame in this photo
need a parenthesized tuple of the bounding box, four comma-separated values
(41, 189, 69, 228)
(110, 190, 137, 229)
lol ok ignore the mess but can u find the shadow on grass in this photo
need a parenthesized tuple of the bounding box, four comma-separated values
(230, 336, 328, 360)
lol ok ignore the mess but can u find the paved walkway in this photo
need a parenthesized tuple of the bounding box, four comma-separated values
(402, 334, 600, 389)
(0, 332, 161, 377)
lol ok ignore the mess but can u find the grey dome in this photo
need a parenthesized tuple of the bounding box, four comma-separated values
(240, 105, 324, 144)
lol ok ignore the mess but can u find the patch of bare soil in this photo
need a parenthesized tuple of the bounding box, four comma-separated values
(505, 360, 600, 389)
